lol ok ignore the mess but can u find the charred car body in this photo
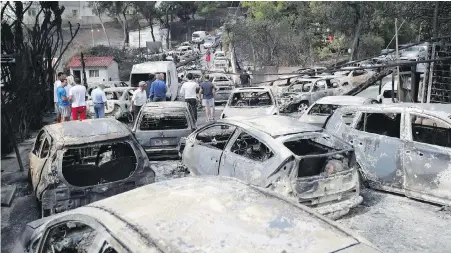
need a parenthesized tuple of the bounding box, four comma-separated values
(299, 96, 378, 127)
(28, 119, 155, 217)
(87, 87, 136, 120)
(277, 77, 338, 113)
(325, 103, 451, 206)
(16, 177, 380, 253)
(133, 102, 196, 159)
(212, 73, 235, 104)
(181, 116, 363, 218)
(220, 87, 279, 119)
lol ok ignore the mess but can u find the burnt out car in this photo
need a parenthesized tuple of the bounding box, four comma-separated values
(28, 118, 155, 217)
(181, 115, 362, 218)
(325, 103, 451, 206)
(15, 177, 380, 253)
(133, 102, 196, 159)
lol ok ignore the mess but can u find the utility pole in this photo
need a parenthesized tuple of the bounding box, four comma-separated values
(91, 23, 95, 47)
(395, 18, 404, 102)
(81, 52, 88, 88)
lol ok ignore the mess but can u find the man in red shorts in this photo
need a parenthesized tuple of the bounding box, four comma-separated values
(69, 77, 87, 120)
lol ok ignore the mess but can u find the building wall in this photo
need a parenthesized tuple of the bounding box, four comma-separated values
(108, 61, 120, 81)
(129, 26, 169, 49)
(23, 1, 113, 25)
(70, 67, 109, 85)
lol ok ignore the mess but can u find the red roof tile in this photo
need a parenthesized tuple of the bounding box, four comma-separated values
(67, 56, 115, 68)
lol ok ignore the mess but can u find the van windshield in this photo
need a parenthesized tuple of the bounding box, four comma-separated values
(192, 33, 200, 38)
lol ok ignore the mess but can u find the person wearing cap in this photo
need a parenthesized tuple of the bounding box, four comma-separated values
(131, 81, 147, 120)
(91, 84, 108, 119)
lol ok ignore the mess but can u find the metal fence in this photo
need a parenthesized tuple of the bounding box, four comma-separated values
(424, 38, 451, 103)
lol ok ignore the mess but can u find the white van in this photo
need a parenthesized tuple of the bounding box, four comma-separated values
(129, 61, 179, 101)
(192, 31, 207, 44)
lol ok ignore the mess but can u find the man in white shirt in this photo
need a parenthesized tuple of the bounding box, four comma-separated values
(68, 78, 87, 120)
(66, 74, 75, 86)
(53, 72, 64, 123)
(180, 73, 200, 122)
(130, 81, 147, 121)
(91, 84, 108, 119)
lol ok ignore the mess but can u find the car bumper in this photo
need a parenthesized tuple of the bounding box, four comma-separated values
(145, 147, 180, 159)
(310, 194, 363, 220)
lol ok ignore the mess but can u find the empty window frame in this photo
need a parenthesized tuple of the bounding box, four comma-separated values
(41, 222, 97, 253)
(196, 125, 236, 150)
(139, 111, 189, 131)
(230, 132, 274, 162)
(62, 142, 137, 187)
(229, 91, 273, 107)
(411, 114, 451, 148)
(356, 112, 401, 138)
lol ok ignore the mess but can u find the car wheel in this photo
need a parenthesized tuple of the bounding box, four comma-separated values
(297, 101, 309, 112)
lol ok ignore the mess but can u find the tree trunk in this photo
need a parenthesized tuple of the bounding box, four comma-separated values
(350, 18, 362, 61)
(123, 13, 129, 45)
(432, 1, 439, 37)
(98, 15, 110, 46)
(149, 21, 156, 42)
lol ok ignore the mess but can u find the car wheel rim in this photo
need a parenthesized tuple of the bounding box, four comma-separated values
(298, 103, 308, 112)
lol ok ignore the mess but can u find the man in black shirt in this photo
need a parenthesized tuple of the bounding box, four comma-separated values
(239, 70, 251, 87)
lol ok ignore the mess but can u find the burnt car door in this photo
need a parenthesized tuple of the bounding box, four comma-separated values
(219, 129, 277, 186)
(29, 131, 53, 191)
(185, 124, 237, 175)
(403, 112, 451, 204)
(347, 109, 406, 191)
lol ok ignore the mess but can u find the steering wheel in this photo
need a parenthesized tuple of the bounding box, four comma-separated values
(236, 101, 248, 107)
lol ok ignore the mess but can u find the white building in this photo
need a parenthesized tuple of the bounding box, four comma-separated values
(67, 56, 119, 84)
(23, 1, 115, 26)
(128, 26, 170, 49)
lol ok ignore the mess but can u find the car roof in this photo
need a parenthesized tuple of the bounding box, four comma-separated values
(142, 101, 188, 111)
(315, 96, 371, 105)
(44, 118, 131, 146)
(342, 103, 451, 119)
(224, 115, 322, 137)
(87, 176, 363, 252)
(131, 61, 175, 74)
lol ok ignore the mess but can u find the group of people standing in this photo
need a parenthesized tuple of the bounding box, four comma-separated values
(130, 73, 168, 120)
(180, 73, 217, 122)
(53, 72, 108, 123)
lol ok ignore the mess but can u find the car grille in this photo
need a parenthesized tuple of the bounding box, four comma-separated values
(140, 115, 188, 130)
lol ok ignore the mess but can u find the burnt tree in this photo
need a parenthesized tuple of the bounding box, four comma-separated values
(1, 1, 79, 154)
